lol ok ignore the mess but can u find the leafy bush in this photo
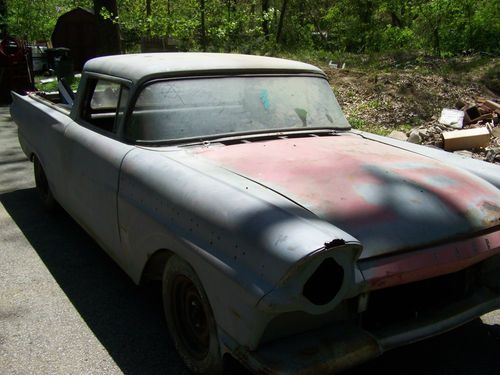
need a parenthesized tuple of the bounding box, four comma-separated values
(3, 0, 499, 57)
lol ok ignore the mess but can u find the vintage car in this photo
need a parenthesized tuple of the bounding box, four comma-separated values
(10, 53, 500, 374)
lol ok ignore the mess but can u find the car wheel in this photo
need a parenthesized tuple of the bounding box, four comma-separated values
(33, 156, 57, 211)
(163, 255, 223, 374)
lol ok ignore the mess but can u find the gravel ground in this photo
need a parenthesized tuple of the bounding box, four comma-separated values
(0, 104, 499, 375)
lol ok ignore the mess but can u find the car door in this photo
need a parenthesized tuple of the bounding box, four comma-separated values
(63, 76, 133, 264)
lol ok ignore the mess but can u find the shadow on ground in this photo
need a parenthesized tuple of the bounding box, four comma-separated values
(0, 188, 189, 375)
(1, 188, 499, 374)
(347, 319, 500, 375)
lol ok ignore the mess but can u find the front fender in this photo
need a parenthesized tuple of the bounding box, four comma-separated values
(117, 147, 361, 348)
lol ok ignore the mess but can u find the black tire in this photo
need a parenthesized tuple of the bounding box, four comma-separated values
(163, 255, 223, 374)
(33, 156, 57, 211)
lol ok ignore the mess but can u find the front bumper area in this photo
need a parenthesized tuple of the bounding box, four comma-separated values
(233, 287, 500, 374)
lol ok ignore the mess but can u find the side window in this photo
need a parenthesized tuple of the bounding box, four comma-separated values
(90, 80, 120, 110)
(81, 79, 123, 133)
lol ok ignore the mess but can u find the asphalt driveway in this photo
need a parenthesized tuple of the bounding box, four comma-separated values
(0, 105, 187, 374)
(0, 104, 499, 374)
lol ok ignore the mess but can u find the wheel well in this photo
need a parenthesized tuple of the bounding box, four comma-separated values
(140, 249, 173, 285)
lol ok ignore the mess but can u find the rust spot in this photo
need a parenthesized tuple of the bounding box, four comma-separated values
(360, 231, 500, 290)
(481, 201, 500, 226)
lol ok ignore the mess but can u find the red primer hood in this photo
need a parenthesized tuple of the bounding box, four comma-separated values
(193, 135, 500, 258)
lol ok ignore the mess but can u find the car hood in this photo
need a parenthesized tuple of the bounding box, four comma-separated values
(191, 134, 500, 259)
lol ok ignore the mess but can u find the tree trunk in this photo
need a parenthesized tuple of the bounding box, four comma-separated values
(359, 0, 374, 51)
(433, 27, 441, 56)
(276, 0, 288, 43)
(0, 0, 6, 17)
(391, 12, 402, 28)
(146, 0, 151, 35)
(464, 1, 472, 50)
(199, 0, 207, 51)
(93, 0, 121, 56)
(262, 0, 270, 38)
(0, 0, 7, 36)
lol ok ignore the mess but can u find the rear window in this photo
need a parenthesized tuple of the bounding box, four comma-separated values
(126, 76, 349, 141)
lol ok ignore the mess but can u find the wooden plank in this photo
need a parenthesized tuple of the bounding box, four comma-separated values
(442, 127, 490, 151)
(484, 100, 500, 115)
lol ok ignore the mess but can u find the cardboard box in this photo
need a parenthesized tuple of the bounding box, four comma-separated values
(442, 127, 490, 151)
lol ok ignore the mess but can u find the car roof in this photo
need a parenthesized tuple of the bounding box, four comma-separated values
(83, 52, 325, 83)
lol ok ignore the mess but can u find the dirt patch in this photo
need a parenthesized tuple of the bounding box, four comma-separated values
(326, 68, 489, 132)
(323, 56, 500, 163)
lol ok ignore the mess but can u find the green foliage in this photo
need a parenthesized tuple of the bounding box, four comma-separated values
(379, 26, 418, 50)
(347, 115, 390, 136)
(2, 0, 499, 56)
(35, 75, 80, 92)
(5, 0, 92, 41)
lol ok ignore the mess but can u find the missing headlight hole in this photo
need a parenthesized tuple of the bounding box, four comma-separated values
(303, 258, 344, 305)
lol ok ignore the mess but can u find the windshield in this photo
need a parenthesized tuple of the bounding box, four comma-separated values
(126, 76, 350, 142)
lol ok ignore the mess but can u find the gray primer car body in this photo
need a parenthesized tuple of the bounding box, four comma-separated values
(10, 53, 500, 374)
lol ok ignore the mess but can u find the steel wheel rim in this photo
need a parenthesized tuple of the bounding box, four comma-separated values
(171, 274, 210, 360)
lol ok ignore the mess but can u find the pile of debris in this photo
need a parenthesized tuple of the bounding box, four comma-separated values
(389, 98, 500, 164)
